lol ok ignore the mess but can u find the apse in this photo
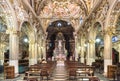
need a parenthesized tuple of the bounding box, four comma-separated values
(46, 20, 75, 60)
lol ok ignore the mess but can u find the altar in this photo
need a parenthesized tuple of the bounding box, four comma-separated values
(57, 60, 64, 66)
(53, 32, 67, 62)
(56, 54, 66, 61)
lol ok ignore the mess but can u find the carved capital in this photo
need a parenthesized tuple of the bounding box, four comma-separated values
(88, 39, 95, 44)
(6, 28, 20, 36)
(104, 26, 116, 36)
(6, 28, 12, 34)
(29, 39, 35, 44)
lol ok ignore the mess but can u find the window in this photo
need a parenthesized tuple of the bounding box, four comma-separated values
(112, 36, 118, 42)
(57, 22, 62, 27)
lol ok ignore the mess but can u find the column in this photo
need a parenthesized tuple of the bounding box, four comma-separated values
(29, 41, 37, 65)
(81, 38, 85, 63)
(119, 44, 120, 62)
(0, 43, 5, 65)
(89, 40, 95, 65)
(43, 40, 46, 60)
(38, 44, 42, 61)
(9, 32, 19, 76)
(104, 32, 112, 76)
(75, 35, 78, 61)
(86, 42, 90, 65)
(34, 42, 38, 63)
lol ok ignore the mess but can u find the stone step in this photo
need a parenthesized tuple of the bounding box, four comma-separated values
(54, 74, 67, 76)
(53, 75, 68, 78)
(52, 78, 67, 81)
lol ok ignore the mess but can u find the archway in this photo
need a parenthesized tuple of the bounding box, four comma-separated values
(19, 21, 34, 73)
(90, 22, 104, 73)
(0, 17, 8, 61)
(94, 22, 103, 58)
(112, 15, 120, 64)
(20, 22, 30, 60)
(0, 17, 8, 74)
(46, 20, 75, 61)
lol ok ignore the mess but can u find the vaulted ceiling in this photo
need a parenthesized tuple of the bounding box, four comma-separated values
(22, 0, 93, 33)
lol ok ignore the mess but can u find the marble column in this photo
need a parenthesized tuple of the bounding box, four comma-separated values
(0, 44, 5, 65)
(9, 32, 19, 76)
(80, 38, 85, 63)
(34, 42, 38, 63)
(104, 33, 112, 76)
(119, 44, 120, 62)
(29, 41, 37, 65)
(38, 44, 42, 61)
(89, 40, 95, 65)
(75, 35, 78, 61)
(42, 40, 46, 60)
(86, 43, 90, 65)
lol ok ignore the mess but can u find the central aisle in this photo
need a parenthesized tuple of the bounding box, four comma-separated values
(52, 61, 68, 81)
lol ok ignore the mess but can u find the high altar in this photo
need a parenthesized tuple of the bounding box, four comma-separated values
(53, 32, 67, 61)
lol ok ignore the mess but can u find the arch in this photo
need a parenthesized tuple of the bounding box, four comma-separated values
(46, 20, 75, 40)
(95, 20, 104, 31)
(47, 19, 73, 27)
(46, 20, 75, 60)
(113, 15, 120, 41)
(0, 16, 9, 64)
(0, 4, 10, 64)
(93, 22, 103, 57)
(115, 15, 120, 28)
(20, 21, 34, 31)
(93, 22, 102, 36)
(44, 19, 74, 33)
(20, 21, 35, 42)
(19, 21, 36, 64)
(5, 0, 19, 30)
(0, 3, 8, 30)
(0, 0, 19, 33)
(20, 21, 35, 38)
(93, 22, 102, 38)
(0, 16, 7, 31)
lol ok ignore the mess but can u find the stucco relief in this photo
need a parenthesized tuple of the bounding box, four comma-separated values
(40, 1, 82, 18)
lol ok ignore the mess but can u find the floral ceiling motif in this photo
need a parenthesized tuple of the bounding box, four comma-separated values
(40, 0, 83, 18)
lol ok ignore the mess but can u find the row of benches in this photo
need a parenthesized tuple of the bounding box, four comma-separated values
(24, 61, 100, 81)
(65, 61, 100, 81)
(24, 61, 56, 80)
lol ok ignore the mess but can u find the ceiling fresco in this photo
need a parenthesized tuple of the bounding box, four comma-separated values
(39, 0, 83, 18)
